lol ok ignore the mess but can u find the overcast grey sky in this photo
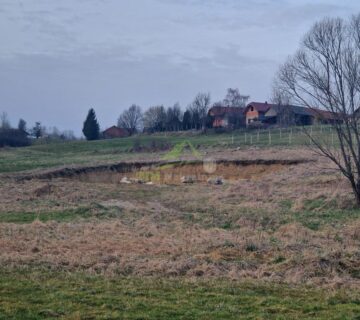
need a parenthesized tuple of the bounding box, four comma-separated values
(0, 0, 359, 135)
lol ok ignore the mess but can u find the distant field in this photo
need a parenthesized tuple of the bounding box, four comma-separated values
(0, 125, 335, 173)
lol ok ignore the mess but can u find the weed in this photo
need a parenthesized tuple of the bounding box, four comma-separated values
(246, 243, 259, 252)
(273, 256, 286, 264)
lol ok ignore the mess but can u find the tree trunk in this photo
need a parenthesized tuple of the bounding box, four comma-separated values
(349, 178, 360, 207)
(355, 181, 360, 207)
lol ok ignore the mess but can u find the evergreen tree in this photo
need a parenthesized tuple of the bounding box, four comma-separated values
(32, 122, 42, 139)
(82, 108, 100, 140)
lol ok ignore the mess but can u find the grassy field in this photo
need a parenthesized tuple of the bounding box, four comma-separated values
(1, 270, 359, 320)
(0, 131, 359, 319)
(0, 126, 333, 173)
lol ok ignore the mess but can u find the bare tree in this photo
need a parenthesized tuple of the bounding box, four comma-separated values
(0, 112, 10, 129)
(190, 92, 211, 130)
(223, 88, 249, 108)
(271, 85, 292, 107)
(50, 126, 61, 138)
(143, 105, 167, 132)
(270, 85, 297, 126)
(166, 103, 182, 131)
(61, 130, 76, 141)
(276, 14, 360, 205)
(118, 104, 142, 135)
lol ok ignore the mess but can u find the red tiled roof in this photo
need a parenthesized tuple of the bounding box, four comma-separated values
(208, 106, 245, 116)
(245, 102, 273, 113)
(247, 102, 342, 120)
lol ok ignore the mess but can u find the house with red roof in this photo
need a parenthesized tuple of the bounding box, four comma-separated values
(207, 106, 245, 129)
(102, 126, 129, 139)
(244, 102, 272, 126)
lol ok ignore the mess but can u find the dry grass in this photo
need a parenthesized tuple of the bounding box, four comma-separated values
(0, 148, 359, 288)
(0, 217, 359, 287)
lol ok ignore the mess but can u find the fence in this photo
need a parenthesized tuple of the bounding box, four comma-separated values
(217, 125, 340, 147)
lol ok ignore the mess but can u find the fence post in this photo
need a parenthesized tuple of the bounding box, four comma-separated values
(268, 130, 271, 145)
(280, 128, 282, 140)
(250, 135, 253, 145)
(257, 131, 260, 142)
(232, 134, 234, 145)
(331, 132, 334, 146)
(245, 132, 247, 144)
(289, 129, 292, 145)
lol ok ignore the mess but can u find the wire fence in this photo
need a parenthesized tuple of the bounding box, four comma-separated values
(210, 125, 340, 147)
(28, 124, 343, 150)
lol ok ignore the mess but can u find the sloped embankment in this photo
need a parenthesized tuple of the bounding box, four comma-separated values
(15, 159, 313, 184)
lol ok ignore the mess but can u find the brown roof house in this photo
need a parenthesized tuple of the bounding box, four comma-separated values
(264, 104, 314, 126)
(208, 106, 245, 129)
(102, 126, 129, 139)
(244, 102, 272, 126)
(246, 101, 343, 127)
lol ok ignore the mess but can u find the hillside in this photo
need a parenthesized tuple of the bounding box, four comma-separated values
(0, 126, 335, 173)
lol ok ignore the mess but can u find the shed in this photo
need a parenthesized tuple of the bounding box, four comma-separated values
(264, 105, 313, 126)
(103, 126, 129, 139)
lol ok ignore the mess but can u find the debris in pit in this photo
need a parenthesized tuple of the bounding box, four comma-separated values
(181, 176, 196, 184)
(207, 177, 224, 185)
(120, 177, 131, 184)
(129, 178, 145, 184)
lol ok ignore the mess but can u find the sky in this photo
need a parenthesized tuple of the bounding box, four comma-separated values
(0, 0, 359, 135)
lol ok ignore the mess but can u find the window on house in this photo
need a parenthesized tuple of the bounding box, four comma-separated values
(250, 106, 254, 111)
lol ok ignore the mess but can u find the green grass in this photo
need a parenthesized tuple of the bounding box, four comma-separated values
(0, 205, 123, 224)
(282, 198, 360, 230)
(0, 269, 359, 319)
(0, 126, 336, 173)
(295, 208, 360, 230)
(0, 208, 92, 224)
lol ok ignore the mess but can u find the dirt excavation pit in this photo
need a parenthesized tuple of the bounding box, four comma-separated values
(19, 159, 311, 185)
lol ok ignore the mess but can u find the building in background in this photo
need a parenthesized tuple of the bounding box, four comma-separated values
(102, 126, 129, 139)
(207, 106, 245, 129)
(245, 102, 343, 127)
(244, 102, 271, 126)
(264, 104, 313, 126)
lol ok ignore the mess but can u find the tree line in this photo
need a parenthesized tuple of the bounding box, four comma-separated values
(0, 112, 75, 147)
(82, 88, 249, 140)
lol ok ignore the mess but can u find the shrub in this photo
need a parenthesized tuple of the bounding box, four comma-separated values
(245, 243, 259, 252)
(0, 128, 30, 147)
